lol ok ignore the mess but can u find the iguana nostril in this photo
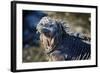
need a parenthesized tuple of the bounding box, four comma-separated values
(41, 28, 50, 33)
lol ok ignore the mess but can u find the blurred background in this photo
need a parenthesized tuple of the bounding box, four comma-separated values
(22, 10, 91, 62)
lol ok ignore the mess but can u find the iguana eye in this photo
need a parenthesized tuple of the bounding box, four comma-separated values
(41, 23, 43, 25)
